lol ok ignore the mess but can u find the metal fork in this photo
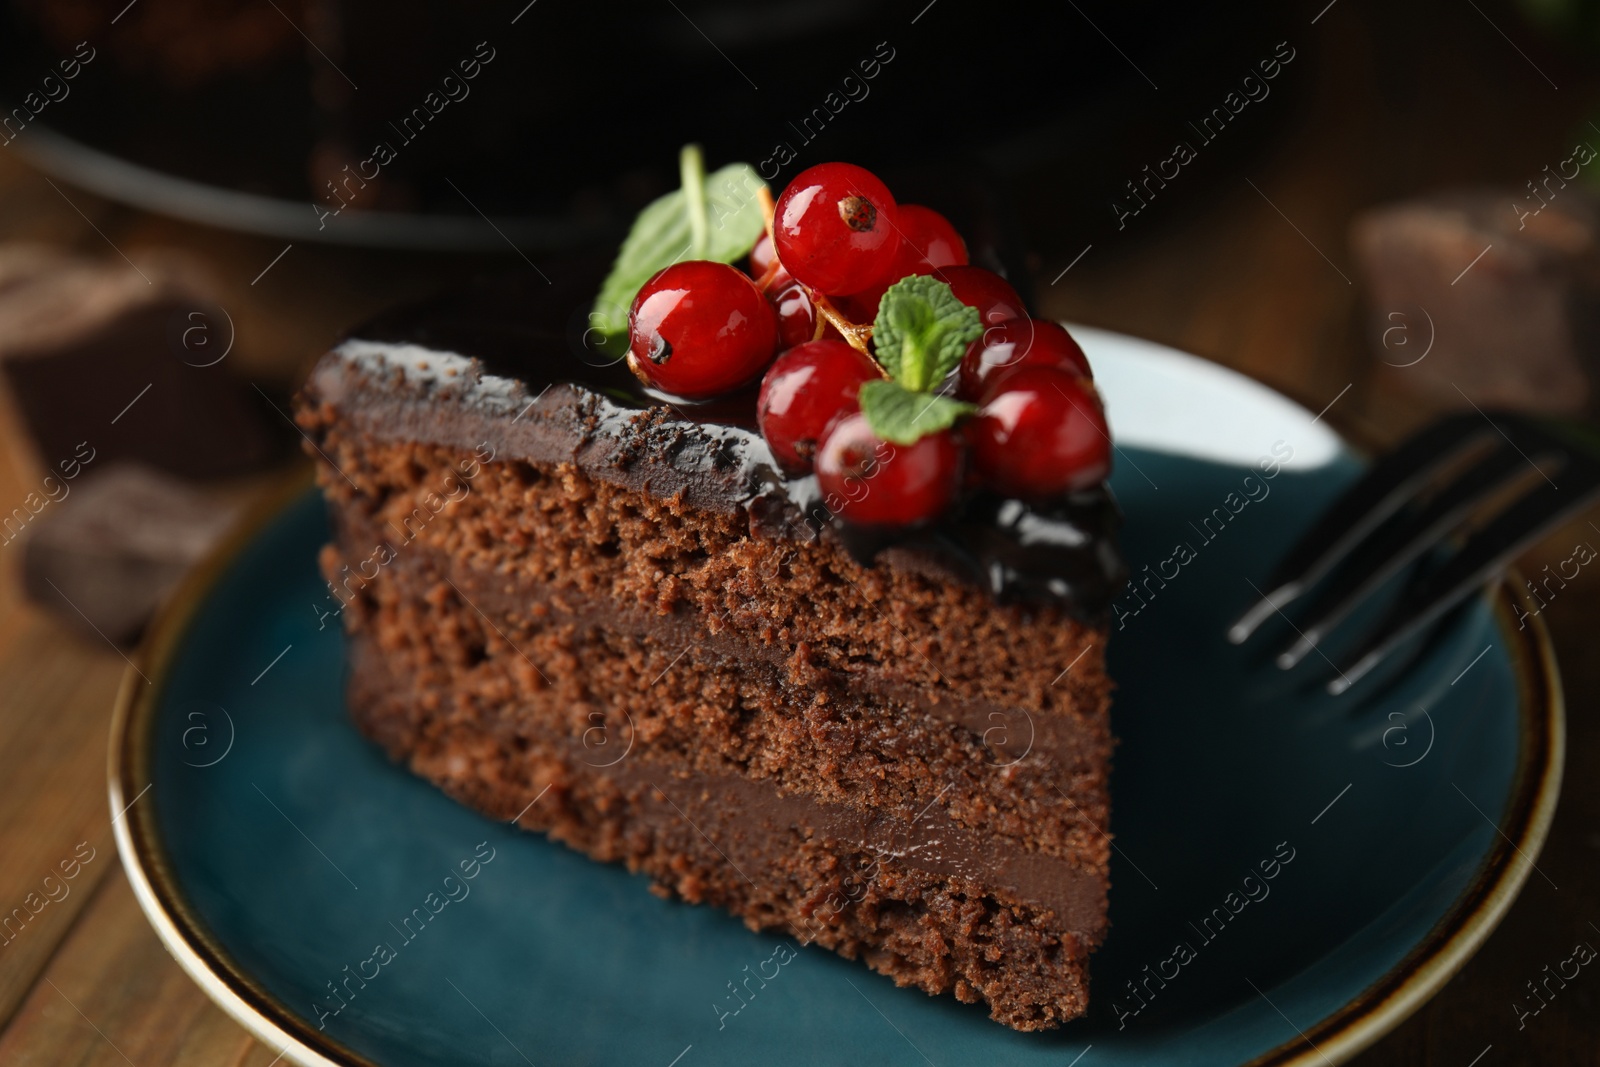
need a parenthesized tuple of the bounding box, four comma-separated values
(1228, 411, 1600, 695)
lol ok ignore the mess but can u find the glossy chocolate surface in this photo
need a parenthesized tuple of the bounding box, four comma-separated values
(337, 267, 1126, 619)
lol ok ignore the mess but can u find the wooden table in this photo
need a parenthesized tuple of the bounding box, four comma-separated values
(0, 2, 1595, 1063)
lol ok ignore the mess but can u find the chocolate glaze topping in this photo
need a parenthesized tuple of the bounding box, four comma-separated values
(334, 267, 1126, 620)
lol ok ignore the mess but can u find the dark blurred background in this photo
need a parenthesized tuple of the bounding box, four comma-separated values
(0, 0, 1598, 1062)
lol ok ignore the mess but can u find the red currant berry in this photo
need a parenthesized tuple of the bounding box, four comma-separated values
(756, 340, 880, 474)
(627, 261, 778, 399)
(958, 317, 1091, 399)
(893, 205, 967, 275)
(970, 367, 1110, 497)
(750, 233, 793, 289)
(835, 205, 969, 321)
(934, 266, 1026, 327)
(751, 232, 777, 274)
(773, 163, 901, 296)
(816, 413, 962, 526)
(770, 282, 820, 350)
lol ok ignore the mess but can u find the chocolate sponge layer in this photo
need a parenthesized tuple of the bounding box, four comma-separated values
(296, 342, 1116, 1030)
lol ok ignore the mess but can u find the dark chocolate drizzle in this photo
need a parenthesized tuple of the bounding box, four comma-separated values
(346, 266, 1127, 620)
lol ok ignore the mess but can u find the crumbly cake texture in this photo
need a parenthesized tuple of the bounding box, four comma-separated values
(296, 344, 1115, 1030)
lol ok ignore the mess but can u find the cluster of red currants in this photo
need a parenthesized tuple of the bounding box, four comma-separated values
(625, 162, 1111, 528)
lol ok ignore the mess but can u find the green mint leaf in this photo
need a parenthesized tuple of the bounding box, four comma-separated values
(590, 146, 766, 341)
(858, 378, 976, 445)
(872, 275, 982, 392)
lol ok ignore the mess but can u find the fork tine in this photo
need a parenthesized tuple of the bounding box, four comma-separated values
(1274, 443, 1543, 668)
(1328, 459, 1600, 694)
(1228, 413, 1491, 644)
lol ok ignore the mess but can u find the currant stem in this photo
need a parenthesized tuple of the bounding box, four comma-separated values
(812, 293, 876, 358)
(753, 186, 786, 295)
(755, 258, 784, 293)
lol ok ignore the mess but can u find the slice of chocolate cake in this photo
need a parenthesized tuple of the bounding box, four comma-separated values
(294, 266, 1124, 1030)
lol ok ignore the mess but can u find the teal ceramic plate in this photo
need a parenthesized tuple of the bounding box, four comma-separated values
(111, 330, 1562, 1067)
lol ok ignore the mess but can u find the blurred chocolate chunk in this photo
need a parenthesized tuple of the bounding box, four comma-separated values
(19, 462, 239, 646)
(1352, 186, 1600, 413)
(0, 244, 289, 480)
